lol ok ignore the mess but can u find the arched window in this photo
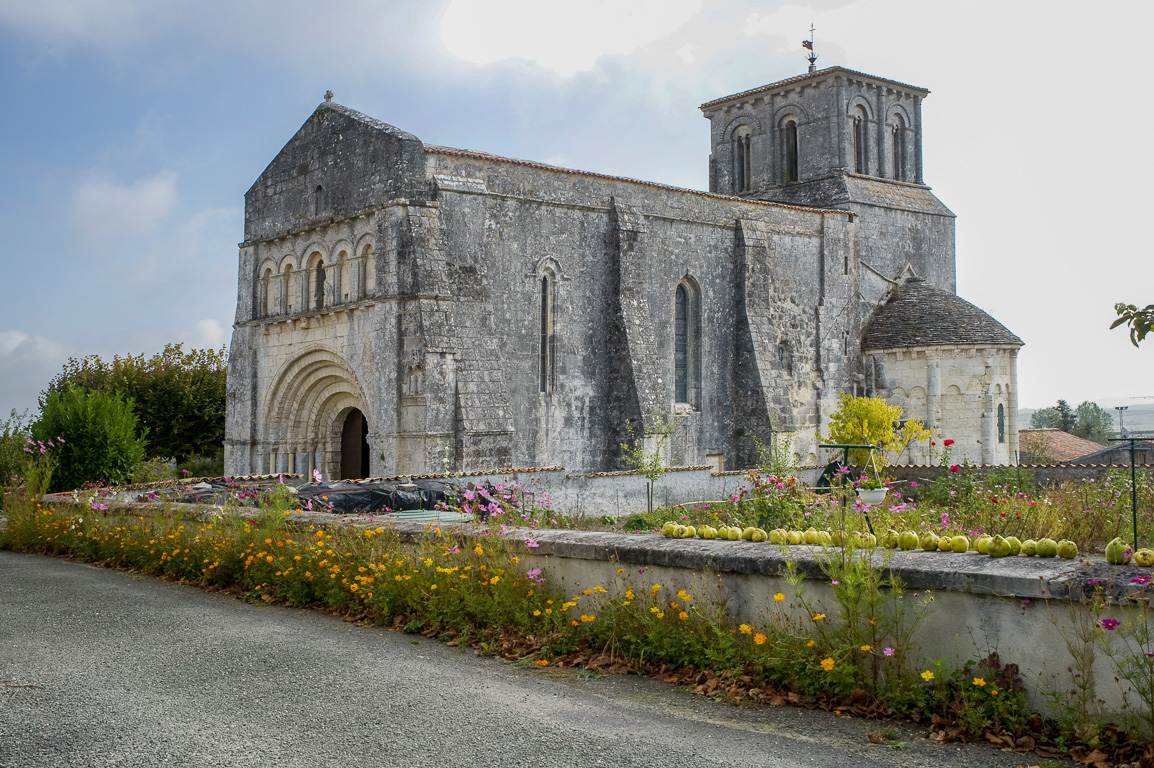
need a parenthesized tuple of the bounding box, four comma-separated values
(313, 185, 324, 217)
(539, 274, 555, 394)
(674, 280, 700, 407)
(314, 260, 326, 310)
(783, 120, 799, 183)
(733, 126, 752, 193)
(997, 403, 1006, 444)
(362, 244, 376, 296)
(890, 113, 907, 181)
(336, 250, 350, 302)
(852, 106, 868, 174)
(262, 267, 274, 317)
(283, 264, 294, 313)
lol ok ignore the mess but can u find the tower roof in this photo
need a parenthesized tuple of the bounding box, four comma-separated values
(700, 66, 929, 112)
(862, 278, 1022, 351)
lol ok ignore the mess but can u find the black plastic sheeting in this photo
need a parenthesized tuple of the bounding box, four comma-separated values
(173, 478, 458, 515)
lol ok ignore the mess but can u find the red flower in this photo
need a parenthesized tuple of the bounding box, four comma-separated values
(949, 464, 959, 472)
(943, 439, 954, 447)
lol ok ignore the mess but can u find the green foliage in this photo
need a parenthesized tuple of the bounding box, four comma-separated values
(822, 393, 932, 467)
(43, 343, 227, 463)
(621, 411, 679, 515)
(1031, 399, 1115, 444)
(32, 387, 147, 492)
(1112, 302, 1154, 347)
(0, 410, 30, 489)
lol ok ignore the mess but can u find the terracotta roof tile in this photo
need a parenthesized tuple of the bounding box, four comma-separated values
(1019, 429, 1108, 462)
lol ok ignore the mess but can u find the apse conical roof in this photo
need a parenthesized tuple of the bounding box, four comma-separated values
(861, 277, 1022, 351)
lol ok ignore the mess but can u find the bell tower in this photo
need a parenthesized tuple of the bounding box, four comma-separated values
(700, 65, 955, 294)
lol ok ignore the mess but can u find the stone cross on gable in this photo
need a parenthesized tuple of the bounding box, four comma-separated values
(324, 90, 333, 103)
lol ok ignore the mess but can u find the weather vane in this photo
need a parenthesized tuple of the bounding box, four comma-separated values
(803, 24, 818, 73)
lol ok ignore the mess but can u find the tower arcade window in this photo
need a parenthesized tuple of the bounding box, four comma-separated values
(314, 259, 326, 310)
(852, 106, 868, 174)
(538, 275, 555, 394)
(783, 120, 799, 183)
(890, 114, 907, 181)
(997, 403, 1006, 443)
(733, 126, 752, 193)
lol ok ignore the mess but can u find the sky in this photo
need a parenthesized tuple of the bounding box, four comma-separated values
(1, 0, 1151, 421)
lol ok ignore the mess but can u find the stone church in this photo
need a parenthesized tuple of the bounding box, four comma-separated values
(224, 65, 1022, 480)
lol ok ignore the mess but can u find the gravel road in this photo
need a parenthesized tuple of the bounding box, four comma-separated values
(0, 551, 1040, 768)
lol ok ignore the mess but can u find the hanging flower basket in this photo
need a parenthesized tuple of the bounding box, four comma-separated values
(856, 487, 887, 505)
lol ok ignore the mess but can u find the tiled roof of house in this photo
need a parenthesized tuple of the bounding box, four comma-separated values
(1018, 429, 1108, 462)
(861, 277, 1023, 351)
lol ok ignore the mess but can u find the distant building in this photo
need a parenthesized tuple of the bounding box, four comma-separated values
(225, 66, 1022, 479)
(1018, 428, 1107, 464)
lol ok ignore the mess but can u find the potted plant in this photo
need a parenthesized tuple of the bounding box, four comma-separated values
(855, 474, 888, 505)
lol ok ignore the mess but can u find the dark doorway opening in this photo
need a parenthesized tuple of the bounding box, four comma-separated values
(340, 409, 370, 479)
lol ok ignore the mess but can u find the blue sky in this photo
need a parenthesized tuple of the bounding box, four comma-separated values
(1, 0, 1152, 419)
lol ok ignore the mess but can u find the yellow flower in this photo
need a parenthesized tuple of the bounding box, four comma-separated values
(812, 613, 826, 621)
(774, 592, 785, 603)
(677, 589, 691, 601)
(650, 606, 660, 614)
(678, 611, 688, 621)
(545, 609, 552, 614)
(617, 568, 624, 575)
(820, 657, 835, 671)
(921, 670, 934, 682)
(860, 645, 871, 652)
(655, 611, 664, 619)
(625, 589, 635, 600)
(807, 640, 816, 647)
(991, 689, 998, 696)
(534, 659, 549, 667)
(650, 584, 662, 595)
(739, 624, 753, 635)
(753, 633, 767, 645)
(972, 677, 986, 687)
(571, 620, 579, 627)
(490, 575, 500, 584)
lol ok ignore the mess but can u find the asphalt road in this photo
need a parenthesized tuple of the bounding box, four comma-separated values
(0, 551, 1033, 768)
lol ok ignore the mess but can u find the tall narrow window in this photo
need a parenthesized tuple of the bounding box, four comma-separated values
(539, 275, 554, 394)
(262, 268, 274, 317)
(784, 120, 799, 183)
(852, 106, 868, 174)
(675, 285, 688, 403)
(314, 260, 326, 310)
(890, 114, 906, 181)
(997, 403, 1006, 444)
(733, 128, 752, 193)
(313, 185, 323, 216)
(283, 265, 294, 312)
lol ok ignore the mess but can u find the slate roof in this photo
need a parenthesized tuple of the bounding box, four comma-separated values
(861, 277, 1022, 351)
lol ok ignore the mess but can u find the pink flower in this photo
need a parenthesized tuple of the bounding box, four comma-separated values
(1132, 575, 1151, 585)
(883, 647, 894, 657)
(1102, 618, 1121, 631)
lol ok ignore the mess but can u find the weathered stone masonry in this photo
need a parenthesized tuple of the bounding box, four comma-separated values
(226, 66, 1021, 479)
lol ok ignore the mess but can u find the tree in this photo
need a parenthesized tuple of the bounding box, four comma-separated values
(1072, 401, 1115, 444)
(42, 344, 227, 463)
(1112, 303, 1154, 347)
(822, 393, 932, 468)
(1030, 399, 1114, 444)
(1054, 399, 1077, 433)
(32, 387, 147, 492)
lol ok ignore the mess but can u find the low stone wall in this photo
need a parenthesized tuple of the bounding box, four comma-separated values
(886, 462, 1154, 491)
(80, 498, 1149, 719)
(513, 528, 1144, 718)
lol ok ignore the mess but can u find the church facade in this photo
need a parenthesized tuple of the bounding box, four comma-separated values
(224, 66, 1022, 479)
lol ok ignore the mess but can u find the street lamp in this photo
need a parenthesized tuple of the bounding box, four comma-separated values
(1115, 405, 1129, 436)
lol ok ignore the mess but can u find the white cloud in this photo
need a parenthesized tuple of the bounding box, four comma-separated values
(440, 0, 703, 75)
(0, 331, 72, 417)
(178, 319, 230, 350)
(72, 171, 179, 243)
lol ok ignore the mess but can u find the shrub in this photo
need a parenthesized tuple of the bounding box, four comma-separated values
(32, 386, 147, 492)
(43, 343, 226, 463)
(0, 410, 30, 489)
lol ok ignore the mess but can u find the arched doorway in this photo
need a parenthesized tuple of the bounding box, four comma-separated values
(340, 409, 370, 479)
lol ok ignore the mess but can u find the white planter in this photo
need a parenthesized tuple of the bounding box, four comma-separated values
(856, 488, 887, 505)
